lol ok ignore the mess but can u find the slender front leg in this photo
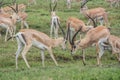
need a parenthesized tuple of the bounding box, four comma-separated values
(50, 22, 54, 38)
(21, 21, 24, 29)
(82, 49, 86, 65)
(15, 37, 24, 69)
(55, 26, 59, 38)
(21, 44, 32, 68)
(5, 27, 9, 42)
(48, 48, 58, 66)
(23, 21, 29, 29)
(41, 50, 45, 67)
(97, 41, 105, 66)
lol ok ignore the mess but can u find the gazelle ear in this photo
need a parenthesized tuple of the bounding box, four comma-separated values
(16, 3, 18, 13)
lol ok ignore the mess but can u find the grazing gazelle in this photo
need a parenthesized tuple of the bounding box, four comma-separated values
(68, 24, 110, 65)
(65, 17, 93, 43)
(7, 29, 66, 69)
(67, 14, 111, 65)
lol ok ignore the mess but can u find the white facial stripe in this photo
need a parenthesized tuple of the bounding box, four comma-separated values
(32, 40, 48, 50)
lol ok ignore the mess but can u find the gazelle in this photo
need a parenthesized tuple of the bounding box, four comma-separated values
(50, 2, 60, 38)
(65, 17, 93, 42)
(80, 0, 109, 27)
(99, 35, 120, 62)
(8, 4, 29, 29)
(0, 8, 20, 41)
(105, 0, 120, 7)
(7, 29, 66, 69)
(69, 25, 110, 65)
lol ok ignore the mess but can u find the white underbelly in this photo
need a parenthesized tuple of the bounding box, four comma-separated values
(32, 40, 48, 50)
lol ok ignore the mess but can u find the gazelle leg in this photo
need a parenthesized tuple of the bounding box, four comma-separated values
(15, 37, 24, 69)
(97, 41, 105, 65)
(13, 26, 16, 35)
(55, 26, 59, 38)
(48, 48, 58, 66)
(115, 53, 120, 62)
(82, 49, 86, 65)
(23, 21, 29, 29)
(41, 50, 45, 67)
(50, 23, 54, 38)
(5, 27, 9, 42)
(21, 21, 24, 29)
(53, 25, 56, 39)
(21, 44, 32, 68)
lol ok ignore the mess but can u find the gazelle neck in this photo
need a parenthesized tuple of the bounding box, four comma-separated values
(52, 37, 64, 48)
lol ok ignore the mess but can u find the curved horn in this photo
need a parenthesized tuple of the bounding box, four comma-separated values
(53, 2, 57, 11)
(85, 14, 97, 27)
(8, 5, 17, 13)
(49, 2, 52, 11)
(15, 3, 18, 13)
(65, 22, 70, 41)
(71, 27, 82, 45)
(57, 18, 65, 38)
(81, 0, 89, 8)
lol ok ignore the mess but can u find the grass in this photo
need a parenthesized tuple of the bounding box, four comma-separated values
(0, 0, 120, 80)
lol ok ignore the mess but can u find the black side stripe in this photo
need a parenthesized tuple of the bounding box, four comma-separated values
(21, 34, 27, 45)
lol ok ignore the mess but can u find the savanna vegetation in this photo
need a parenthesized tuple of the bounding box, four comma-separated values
(0, 0, 120, 80)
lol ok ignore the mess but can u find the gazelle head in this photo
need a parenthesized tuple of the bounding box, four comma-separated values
(8, 3, 21, 22)
(50, 2, 57, 16)
(56, 18, 68, 50)
(68, 25, 82, 54)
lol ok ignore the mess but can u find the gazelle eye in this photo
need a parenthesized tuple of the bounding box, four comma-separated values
(72, 45, 76, 49)
(74, 46, 76, 49)
(10, 16, 12, 19)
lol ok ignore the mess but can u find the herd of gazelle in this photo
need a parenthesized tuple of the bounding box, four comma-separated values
(0, 0, 28, 41)
(0, 0, 119, 69)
